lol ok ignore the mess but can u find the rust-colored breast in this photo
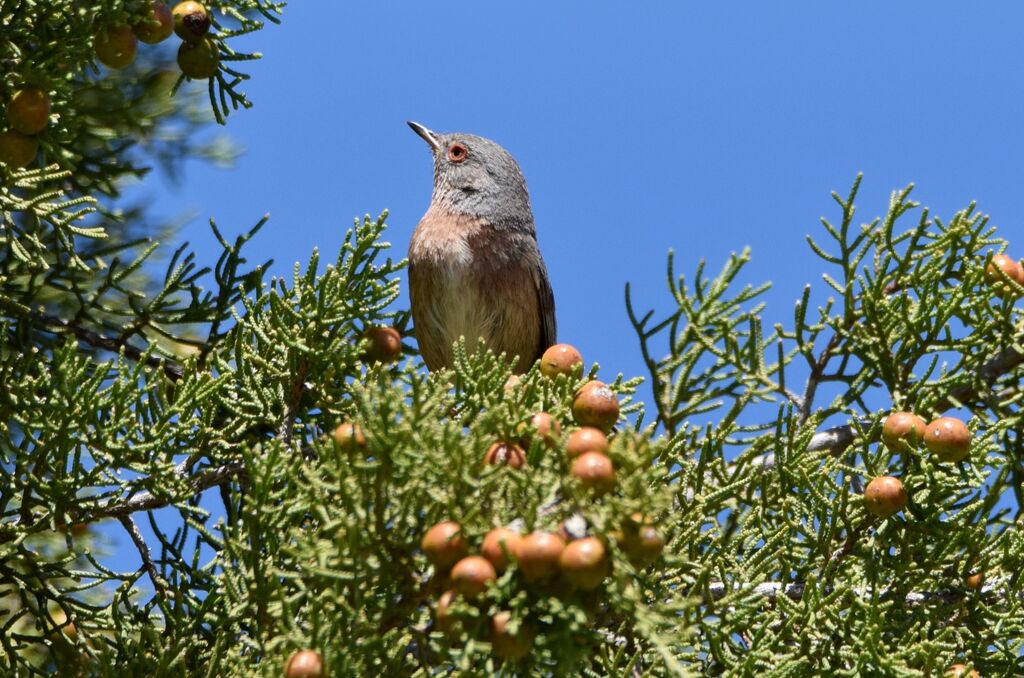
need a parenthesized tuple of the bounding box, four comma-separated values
(409, 208, 552, 372)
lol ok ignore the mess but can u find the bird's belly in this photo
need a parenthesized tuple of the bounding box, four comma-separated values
(426, 266, 497, 351)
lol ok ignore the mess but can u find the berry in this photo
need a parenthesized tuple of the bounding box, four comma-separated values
(540, 343, 583, 378)
(947, 664, 980, 678)
(559, 536, 608, 590)
(880, 411, 926, 453)
(435, 590, 457, 634)
(95, 26, 138, 69)
(177, 37, 219, 79)
(617, 513, 664, 566)
(6, 89, 50, 135)
(362, 326, 402, 363)
(490, 611, 535, 661)
(572, 381, 619, 431)
(520, 412, 560, 448)
(421, 522, 468, 570)
(515, 531, 565, 581)
(565, 427, 608, 458)
(133, 2, 174, 44)
(0, 130, 38, 168)
(484, 441, 526, 469)
(503, 374, 521, 392)
(985, 253, 1024, 297)
(450, 556, 496, 599)
(863, 475, 907, 518)
(331, 423, 365, 453)
(481, 527, 522, 571)
(965, 572, 984, 591)
(925, 416, 971, 463)
(173, 1, 211, 42)
(285, 649, 325, 678)
(570, 451, 616, 494)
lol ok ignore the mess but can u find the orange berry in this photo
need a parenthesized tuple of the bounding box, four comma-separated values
(484, 441, 526, 469)
(520, 412, 560, 448)
(863, 476, 907, 517)
(559, 536, 608, 590)
(331, 423, 365, 453)
(490, 611, 534, 661)
(617, 514, 664, 566)
(515, 531, 565, 582)
(880, 411, 927, 453)
(570, 451, 616, 494)
(985, 253, 1024, 297)
(450, 556, 496, 599)
(6, 88, 50, 135)
(539, 343, 582, 378)
(0, 130, 38, 168)
(95, 25, 137, 69)
(133, 1, 174, 44)
(435, 590, 457, 634)
(925, 417, 971, 463)
(572, 381, 619, 431)
(362, 326, 402, 363)
(285, 649, 325, 678)
(965, 572, 984, 591)
(421, 522, 469, 570)
(947, 664, 980, 678)
(481, 527, 522, 571)
(565, 427, 608, 458)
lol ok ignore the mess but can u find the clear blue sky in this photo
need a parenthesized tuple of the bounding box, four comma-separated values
(109, 2, 1023, 575)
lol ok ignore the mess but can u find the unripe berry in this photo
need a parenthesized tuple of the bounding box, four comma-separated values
(177, 37, 219, 79)
(539, 343, 582, 377)
(6, 89, 50, 135)
(450, 556, 496, 598)
(361, 326, 402, 363)
(421, 522, 468, 570)
(565, 426, 608, 458)
(924, 416, 971, 463)
(285, 649, 325, 678)
(572, 381, 619, 431)
(95, 26, 138, 69)
(880, 411, 926, 453)
(515, 531, 565, 582)
(0, 130, 38, 168)
(559, 536, 608, 590)
(570, 451, 616, 494)
(173, 1, 211, 42)
(617, 513, 664, 566)
(481, 527, 522, 571)
(863, 475, 907, 518)
(133, 1, 174, 44)
(490, 611, 534, 661)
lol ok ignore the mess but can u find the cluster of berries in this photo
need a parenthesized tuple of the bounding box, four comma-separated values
(95, 2, 220, 79)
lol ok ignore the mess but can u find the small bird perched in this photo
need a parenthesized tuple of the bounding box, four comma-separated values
(407, 122, 556, 373)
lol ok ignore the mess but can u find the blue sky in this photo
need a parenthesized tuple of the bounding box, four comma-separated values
(107, 2, 1023, 574)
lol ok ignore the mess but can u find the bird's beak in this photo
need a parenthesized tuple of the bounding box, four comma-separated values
(408, 121, 441, 152)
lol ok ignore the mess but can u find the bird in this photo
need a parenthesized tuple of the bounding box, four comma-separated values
(407, 121, 556, 373)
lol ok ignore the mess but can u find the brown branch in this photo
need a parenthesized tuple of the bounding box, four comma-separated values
(118, 515, 171, 599)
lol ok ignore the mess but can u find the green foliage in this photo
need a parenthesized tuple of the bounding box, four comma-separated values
(2, 4, 1023, 677)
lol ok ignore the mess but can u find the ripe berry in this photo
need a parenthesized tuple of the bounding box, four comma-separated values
(331, 423, 365, 453)
(173, 1, 211, 42)
(924, 416, 971, 463)
(881, 411, 926, 453)
(133, 1, 174, 44)
(565, 427, 609, 458)
(484, 441, 526, 469)
(572, 381, 619, 431)
(863, 475, 907, 518)
(985, 253, 1024, 297)
(503, 374, 521, 392)
(95, 26, 138, 69)
(491, 611, 535, 661)
(450, 556, 496, 598)
(570, 451, 616, 494)
(539, 343, 583, 378)
(617, 513, 664, 566)
(520, 412, 560, 448)
(947, 664, 980, 678)
(5, 89, 50, 135)
(0, 130, 38, 168)
(559, 536, 608, 590)
(362, 326, 402, 363)
(435, 590, 457, 634)
(177, 37, 219, 79)
(481, 527, 522, 571)
(965, 572, 984, 591)
(515, 531, 565, 581)
(421, 522, 469, 570)
(285, 649, 325, 678)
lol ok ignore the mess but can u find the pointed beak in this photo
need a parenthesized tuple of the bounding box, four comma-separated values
(408, 121, 441, 152)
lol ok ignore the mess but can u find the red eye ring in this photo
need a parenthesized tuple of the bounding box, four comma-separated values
(448, 143, 468, 163)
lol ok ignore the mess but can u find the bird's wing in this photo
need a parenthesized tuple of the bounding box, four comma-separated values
(532, 257, 557, 359)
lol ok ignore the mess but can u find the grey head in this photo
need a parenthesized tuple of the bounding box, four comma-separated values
(408, 121, 534, 230)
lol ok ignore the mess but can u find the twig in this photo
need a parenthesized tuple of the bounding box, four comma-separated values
(118, 515, 170, 598)
(704, 579, 1016, 606)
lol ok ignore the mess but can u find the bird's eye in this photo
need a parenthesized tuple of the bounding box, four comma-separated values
(448, 143, 468, 163)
